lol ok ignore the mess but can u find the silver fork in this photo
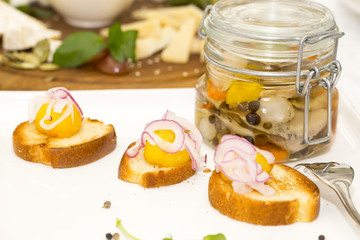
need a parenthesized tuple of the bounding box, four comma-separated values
(294, 162, 360, 225)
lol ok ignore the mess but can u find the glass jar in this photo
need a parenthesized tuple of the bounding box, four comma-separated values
(195, 0, 344, 162)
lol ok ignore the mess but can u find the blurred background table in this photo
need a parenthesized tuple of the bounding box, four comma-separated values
(0, 0, 205, 90)
(0, 0, 360, 103)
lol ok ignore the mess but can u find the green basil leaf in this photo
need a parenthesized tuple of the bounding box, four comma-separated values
(108, 22, 138, 64)
(53, 31, 106, 67)
(203, 233, 227, 240)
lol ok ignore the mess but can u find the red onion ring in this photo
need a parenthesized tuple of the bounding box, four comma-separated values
(126, 139, 142, 158)
(163, 110, 202, 152)
(214, 134, 275, 196)
(141, 119, 185, 154)
(126, 112, 204, 171)
(48, 87, 84, 118)
(256, 171, 271, 183)
(249, 182, 276, 196)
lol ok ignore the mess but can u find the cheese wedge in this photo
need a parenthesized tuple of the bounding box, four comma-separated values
(136, 26, 177, 60)
(161, 17, 197, 64)
(0, 2, 61, 50)
(0, 1, 45, 36)
(144, 13, 183, 29)
(4, 26, 61, 51)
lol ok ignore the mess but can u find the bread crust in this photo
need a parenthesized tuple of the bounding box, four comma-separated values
(208, 164, 320, 225)
(13, 118, 117, 168)
(118, 142, 195, 188)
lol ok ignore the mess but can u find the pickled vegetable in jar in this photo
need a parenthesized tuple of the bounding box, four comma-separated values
(195, 0, 344, 162)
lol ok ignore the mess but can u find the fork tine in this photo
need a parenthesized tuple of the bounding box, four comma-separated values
(294, 162, 360, 226)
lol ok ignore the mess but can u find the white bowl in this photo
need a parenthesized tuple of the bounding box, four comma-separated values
(50, 0, 134, 28)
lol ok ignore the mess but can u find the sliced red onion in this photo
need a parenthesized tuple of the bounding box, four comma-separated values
(184, 136, 198, 170)
(163, 110, 202, 152)
(28, 87, 83, 132)
(256, 171, 271, 183)
(214, 134, 275, 196)
(126, 139, 142, 158)
(52, 99, 68, 114)
(231, 181, 253, 195)
(142, 119, 185, 154)
(48, 87, 83, 118)
(128, 112, 203, 171)
(217, 158, 253, 183)
(249, 182, 276, 196)
(256, 163, 263, 174)
(28, 95, 51, 123)
(39, 100, 72, 130)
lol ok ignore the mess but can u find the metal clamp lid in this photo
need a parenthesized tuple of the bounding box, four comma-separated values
(297, 31, 344, 145)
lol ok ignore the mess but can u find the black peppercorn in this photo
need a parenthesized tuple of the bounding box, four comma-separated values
(263, 122, 272, 129)
(318, 235, 325, 240)
(113, 233, 120, 240)
(246, 112, 261, 125)
(106, 233, 113, 240)
(208, 115, 216, 124)
(214, 119, 222, 131)
(212, 137, 219, 146)
(248, 101, 260, 112)
(243, 136, 254, 145)
(103, 201, 111, 209)
(237, 102, 249, 112)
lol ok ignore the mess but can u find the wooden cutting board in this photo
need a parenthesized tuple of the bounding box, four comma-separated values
(0, 0, 206, 90)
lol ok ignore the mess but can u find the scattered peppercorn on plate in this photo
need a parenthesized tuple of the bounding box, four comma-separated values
(0, 89, 359, 240)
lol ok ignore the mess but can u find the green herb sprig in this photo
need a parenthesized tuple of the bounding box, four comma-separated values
(115, 218, 226, 240)
(203, 233, 227, 240)
(52, 23, 138, 68)
(116, 218, 141, 240)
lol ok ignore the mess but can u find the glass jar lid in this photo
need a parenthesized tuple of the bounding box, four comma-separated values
(200, 0, 343, 73)
(204, 0, 336, 40)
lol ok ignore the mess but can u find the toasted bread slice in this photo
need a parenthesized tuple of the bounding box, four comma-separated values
(118, 142, 195, 188)
(208, 163, 320, 225)
(13, 117, 116, 168)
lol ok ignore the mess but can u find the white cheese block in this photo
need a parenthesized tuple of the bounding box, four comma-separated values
(100, 19, 162, 39)
(190, 37, 205, 54)
(132, 4, 203, 27)
(136, 26, 177, 60)
(160, 17, 197, 64)
(144, 13, 182, 29)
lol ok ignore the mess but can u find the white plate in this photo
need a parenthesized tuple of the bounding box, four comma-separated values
(0, 89, 359, 240)
(343, 0, 360, 16)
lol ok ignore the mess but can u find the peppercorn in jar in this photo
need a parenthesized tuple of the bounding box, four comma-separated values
(195, 0, 344, 161)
